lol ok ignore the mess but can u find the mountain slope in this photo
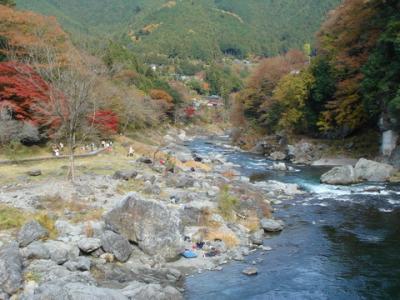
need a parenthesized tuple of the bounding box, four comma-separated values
(16, 0, 341, 59)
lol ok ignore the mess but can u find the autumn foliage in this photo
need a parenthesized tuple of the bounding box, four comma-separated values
(0, 4, 70, 60)
(89, 110, 119, 135)
(0, 61, 59, 130)
(239, 50, 307, 127)
(315, 0, 383, 133)
(149, 89, 174, 115)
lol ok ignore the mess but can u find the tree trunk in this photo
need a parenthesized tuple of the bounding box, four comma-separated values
(68, 131, 76, 182)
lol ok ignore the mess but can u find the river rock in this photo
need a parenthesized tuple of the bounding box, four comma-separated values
(250, 229, 264, 245)
(55, 220, 83, 237)
(44, 240, 79, 265)
(20, 241, 50, 260)
(271, 162, 287, 171)
(113, 170, 138, 181)
(64, 257, 91, 272)
(101, 231, 133, 262)
(104, 193, 184, 261)
(0, 242, 23, 296)
(354, 158, 395, 182)
(25, 259, 94, 284)
(27, 169, 42, 176)
(320, 165, 357, 185)
(143, 181, 162, 195)
(250, 141, 268, 154)
(288, 141, 317, 164)
(121, 281, 183, 300)
(34, 282, 128, 300)
(18, 220, 49, 247)
(242, 267, 258, 276)
(260, 218, 285, 232)
(256, 180, 303, 196)
(78, 238, 101, 253)
(269, 151, 286, 161)
(166, 174, 195, 189)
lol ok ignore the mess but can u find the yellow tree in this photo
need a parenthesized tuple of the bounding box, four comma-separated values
(272, 70, 315, 134)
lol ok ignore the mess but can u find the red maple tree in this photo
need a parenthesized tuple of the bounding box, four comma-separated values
(89, 109, 119, 135)
(0, 61, 60, 131)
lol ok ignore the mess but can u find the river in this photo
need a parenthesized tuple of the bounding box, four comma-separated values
(185, 138, 400, 300)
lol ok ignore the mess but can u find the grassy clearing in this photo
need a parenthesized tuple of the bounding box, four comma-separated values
(0, 204, 29, 230)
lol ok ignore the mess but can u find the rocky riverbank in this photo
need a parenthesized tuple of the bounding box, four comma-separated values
(0, 129, 304, 300)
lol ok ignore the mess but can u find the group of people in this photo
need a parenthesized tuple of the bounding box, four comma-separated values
(51, 140, 116, 157)
(51, 143, 64, 157)
(101, 140, 113, 149)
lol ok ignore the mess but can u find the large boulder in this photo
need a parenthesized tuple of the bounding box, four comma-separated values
(0, 242, 23, 296)
(44, 240, 79, 265)
(104, 193, 184, 261)
(78, 238, 101, 254)
(101, 231, 133, 262)
(355, 158, 395, 182)
(320, 165, 357, 185)
(166, 174, 194, 189)
(20, 241, 50, 260)
(18, 220, 48, 247)
(260, 218, 284, 232)
(121, 281, 182, 300)
(33, 282, 128, 300)
(287, 141, 319, 164)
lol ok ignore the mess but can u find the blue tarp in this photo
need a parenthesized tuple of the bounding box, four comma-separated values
(182, 249, 198, 258)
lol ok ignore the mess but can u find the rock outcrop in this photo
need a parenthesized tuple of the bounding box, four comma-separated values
(320, 165, 358, 185)
(0, 242, 23, 296)
(18, 220, 48, 247)
(101, 231, 133, 263)
(321, 158, 396, 185)
(355, 158, 395, 182)
(104, 193, 184, 261)
(260, 218, 285, 232)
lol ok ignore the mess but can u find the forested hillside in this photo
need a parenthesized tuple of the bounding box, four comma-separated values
(16, 0, 340, 60)
(15, 0, 162, 36)
(238, 0, 400, 138)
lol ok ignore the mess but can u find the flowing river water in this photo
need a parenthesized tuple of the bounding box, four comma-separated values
(184, 138, 400, 300)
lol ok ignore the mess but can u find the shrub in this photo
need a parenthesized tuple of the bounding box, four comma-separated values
(34, 212, 58, 239)
(217, 185, 238, 221)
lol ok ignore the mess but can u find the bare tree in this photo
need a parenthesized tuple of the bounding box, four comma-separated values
(17, 46, 98, 182)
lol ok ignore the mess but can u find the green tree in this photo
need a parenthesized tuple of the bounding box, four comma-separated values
(0, 0, 15, 7)
(362, 15, 400, 128)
